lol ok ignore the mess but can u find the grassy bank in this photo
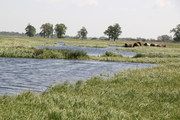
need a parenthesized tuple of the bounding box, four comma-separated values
(0, 47, 88, 59)
(0, 36, 91, 59)
(0, 36, 180, 119)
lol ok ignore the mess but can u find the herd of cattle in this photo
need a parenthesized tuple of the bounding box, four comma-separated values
(124, 42, 166, 47)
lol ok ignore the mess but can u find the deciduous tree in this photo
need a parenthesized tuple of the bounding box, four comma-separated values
(104, 23, 122, 41)
(55, 24, 67, 38)
(77, 27, 88, 39)
(157, 35, 172, 41)
(171, 24, 180, 42)
(40, 23, 53, 38)
(25, 24, 36, 37)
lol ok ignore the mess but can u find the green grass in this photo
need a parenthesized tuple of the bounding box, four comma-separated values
(0, 35, 180, 119)
(0, 35, 91, 59)
(0, 47, 88, 59)
(101, 51, 122, 57)
(0, 35, 124, 48)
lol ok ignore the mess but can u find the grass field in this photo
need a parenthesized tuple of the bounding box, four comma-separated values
(0, 35, 180, 120)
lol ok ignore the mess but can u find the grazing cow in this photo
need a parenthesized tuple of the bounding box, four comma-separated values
(144, 43, 150, 46)
(125, 43, 128, 47)
(125, 43, 133, 47)
(155, 44, 159, 47)
(129, 44, 133, 47)
(133, 43, 140, 47)
(150, 43, 156, 47)
(157, 44, 161, 47)
(162, 44, 166, 47)
(137, 42, 142, 46)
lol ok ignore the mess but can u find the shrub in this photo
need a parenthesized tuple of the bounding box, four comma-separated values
(103, 51, 119, 57)
(33, 49, 44, 56)
(133, 53, 145, 58)
(62, 50, 88, 59)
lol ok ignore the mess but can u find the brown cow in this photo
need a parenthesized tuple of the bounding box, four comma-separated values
(157, 44, 161, 47)
(125, 43, 133, 47)
(162, 44, 166, 47)
(137, 42, 142, 46)
(125, 43, 128, 47)
(133, 43, 140, 47)
(150, 43, 156, 47)
(144, 43, 150, 46)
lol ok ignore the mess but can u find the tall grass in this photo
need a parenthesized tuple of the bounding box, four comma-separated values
(62, 50, 88, 59)
(102, 51, 121, 57)
(0, 47, 88, 59)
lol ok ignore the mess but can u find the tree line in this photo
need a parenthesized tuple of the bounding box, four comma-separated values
(25, 23, 180, 42)
(25, 23, 122, 41)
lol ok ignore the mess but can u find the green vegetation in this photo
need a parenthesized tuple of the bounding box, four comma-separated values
(40, 23, 54, 38)
(62, 50, 88, 59)
(102, 51, 120, 57)
(0, 35, 180, 119)
(171, 24, 180, 42)
(22, 22, 180, 43)
(104, 23, 122, 41)
(157, 35, 172, 41)
(77, 27, 88, 39)
(25, 24, 36, 37)
(0, 47, 88, 59)
(0, 36, 90, 59)
(55, 24, 67, 38)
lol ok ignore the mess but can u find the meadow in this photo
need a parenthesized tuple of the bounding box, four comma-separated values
(0, 35, 180, 120)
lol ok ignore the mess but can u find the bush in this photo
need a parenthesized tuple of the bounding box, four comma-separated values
(103, 51, 119, 57)
(62, 50, 88, 59)
(133, 53, 145, 58)
(33, 49, 44, 56)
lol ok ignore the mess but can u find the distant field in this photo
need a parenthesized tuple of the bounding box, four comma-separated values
(0, 35, 124, 48)
(0, 35, 180, 120)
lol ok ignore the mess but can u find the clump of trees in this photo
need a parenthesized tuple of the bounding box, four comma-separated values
(55, 24, 67, 38)
(24, 23, 180, 42)
(171, 24, 180, 42)
(24, 23, 122, 40)
(25, 24, 36, 37)
(40, 23, 53, 38)
(157, 35, 172, 41)
(77, 27, 88, 39)
(104, 23, 122, 41)
(24, 23, 68, 38)
(24, 23, 123, 40)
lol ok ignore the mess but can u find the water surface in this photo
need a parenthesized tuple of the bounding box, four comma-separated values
(38, 45, 136, 57)
(0, 58, 154, 95)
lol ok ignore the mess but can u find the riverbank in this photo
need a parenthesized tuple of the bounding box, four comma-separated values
(0, 36, 180, 119)
(0, 61, 179, 119)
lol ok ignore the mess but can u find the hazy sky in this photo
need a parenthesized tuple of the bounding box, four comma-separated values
(0, 0, 179, 38)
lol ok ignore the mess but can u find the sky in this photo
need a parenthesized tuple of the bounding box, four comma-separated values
(0, 0, 179, 39)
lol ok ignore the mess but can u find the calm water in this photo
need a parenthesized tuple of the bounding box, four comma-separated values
(0, 58, 155, 95)
(38, 45, 136, 57)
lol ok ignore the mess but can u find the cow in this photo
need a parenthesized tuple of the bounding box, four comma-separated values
(133, 43, 140, 47)
(125, 43, 133, 47)
(144, 43, 150, 46)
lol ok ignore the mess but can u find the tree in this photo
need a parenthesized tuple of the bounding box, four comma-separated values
(104, 23, 122, 41)
(25, 24, 36, 37)
(55, 24, 67, 38)
(77, 27, 88, 39)
(157, 35, 172, 41)
(40, 23, 53, 38)
(171, 24, 180, 42)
